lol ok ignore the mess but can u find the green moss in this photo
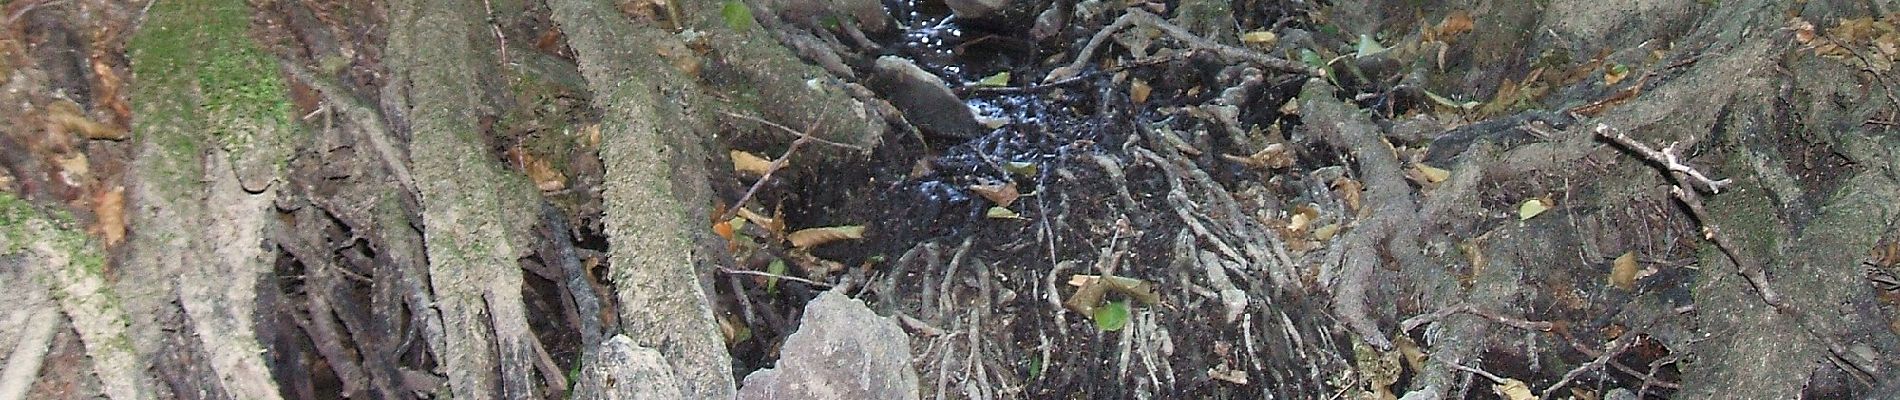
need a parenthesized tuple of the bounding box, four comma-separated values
(0, 192, 105, 276)
(126, 0, 292, 189)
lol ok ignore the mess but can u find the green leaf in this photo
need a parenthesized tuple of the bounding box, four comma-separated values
(721, 0, 754, 32)
(986, 206, 1020, 219)
(976, 71, 1011, 87)
(1002, 161, 1038, 177)
(1422, 88, 1480, 110)
(1354, 34, 1387, 57)
(766, 258, 787, 293)
(1094, 300, 1130, 331)
(1517, 198, 1550, 220)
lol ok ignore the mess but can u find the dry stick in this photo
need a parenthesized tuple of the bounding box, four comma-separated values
(1594, 124, 1775, 306)
(715, 267, 834, 289)
(1400, 304, 1554, 333)
(1054, 9, 1315, 81)
(1540, 334, 1636, 400)
(1597, 124, 1884, 386)
(713, 111, 865, 223)
(718, 111, 865, 151)
(1556, 332, 1681, 391)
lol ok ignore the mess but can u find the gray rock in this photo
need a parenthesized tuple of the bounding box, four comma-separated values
(572, 335, 686, 400)
(865, 56, 984, 139)
(736, 291, 919, 400)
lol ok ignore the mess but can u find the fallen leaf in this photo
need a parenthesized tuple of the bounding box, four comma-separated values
(719, 314, 752, 345)
(1312, 223, 1340, 242)
(1331, 177, 1364, 212)
(1093, 300, 1130, 331)
(1221, 142, 1295, 169)
(90, 185, 126, 247)
(1208, 364, 1249, 384)
(720, 0, 754, 31)
(1410, 163, 1451, 184)
(787, 225, 865, 248)
(1603, 63, 1631, 86)
(969, 181, 1021, 207)
(713, 217, 737, 241)
(1002, 161, 1038, 177)
(582, 124, 602, 148)
(1129, 78, 1152, 104)
(1240, 31, 1277, 47)
(1430, 10, 1474, 41)
(1610, 251, 1639, 290)
(737, 207, 786, 237)
(730, 150, 774, 175)
(985, 206, 1021, 219)
(1354, 34, 1387, 57)
(766, 258, 787, 292)
(46, 100, 127, 141)
(1286, 203, 1319, 234)
(1065, 274, 1161, 305)
(1493, 378, 1535, 400)
(1518, 197, 1550, 220)
(976, 71, 1010, 87)
(519, 151, 566, 191)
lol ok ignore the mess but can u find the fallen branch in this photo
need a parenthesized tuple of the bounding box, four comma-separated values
(1400, 304, 1554, 333)
(1540, 333, 1635, 400)
(1049, 9, 1314, 84)
(1594, 124, 1773, 306)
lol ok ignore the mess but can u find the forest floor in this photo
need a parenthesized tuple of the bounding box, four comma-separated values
(4, 0, 1900, 399)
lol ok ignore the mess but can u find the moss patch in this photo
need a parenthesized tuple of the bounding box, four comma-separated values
(126, 0, 292, 190)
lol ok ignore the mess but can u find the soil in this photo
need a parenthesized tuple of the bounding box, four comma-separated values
(4, 0, 1900, 399)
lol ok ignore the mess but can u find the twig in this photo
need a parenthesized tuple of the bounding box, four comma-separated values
(1541, 334, 1635, 399)
(717, 111, 864, 151)
(1050, 9, 1314, 84)
(281, 61, 421, 197)
(1400, 304, 1554, 333)
(1595, 124, 1776, 307)
(716, 266, 833, 288)
(481, 0, 508, 65)
(1448, 363, 1511, 384)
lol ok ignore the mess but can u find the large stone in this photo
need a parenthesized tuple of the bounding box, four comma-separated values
(865, 56, 984, 140)
(571, 335, 685, 400)
(736, 291, 919, 400)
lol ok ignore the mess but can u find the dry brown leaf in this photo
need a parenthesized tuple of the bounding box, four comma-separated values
(1286, 203, 1319, 234)
(1331, 177, 1364, 213)
(509, 148, 567, 191)
(582, 124, 602, 148)
(1129, 79, 1152, 104)
(90, 185, 125, 247)
(46, 100, 127, 141)
(730, 150, 775, 176)
(736, 207, 785, 237)
(1610, 251, 1639, 290)
(1428, 10, 1474, 42)
(1221, 143, 1295, 170)
(1493, 378, 1535, 400)
(788, 225, 866, 248)
(1410, 163, 1451, 184)
(969, 181, 1021, 207)
(1208, 364, 1248, 384)
(1312, 224, 1340, 242)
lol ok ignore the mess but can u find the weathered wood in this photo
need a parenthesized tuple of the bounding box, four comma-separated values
(382, 0, 547, 398)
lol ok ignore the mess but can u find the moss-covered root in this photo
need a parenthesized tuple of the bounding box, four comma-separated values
(0, 194, 153, 400)
(547, 0, 738, 398)
(121, 0, 296, 399)
(383, 1, 548, 399)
